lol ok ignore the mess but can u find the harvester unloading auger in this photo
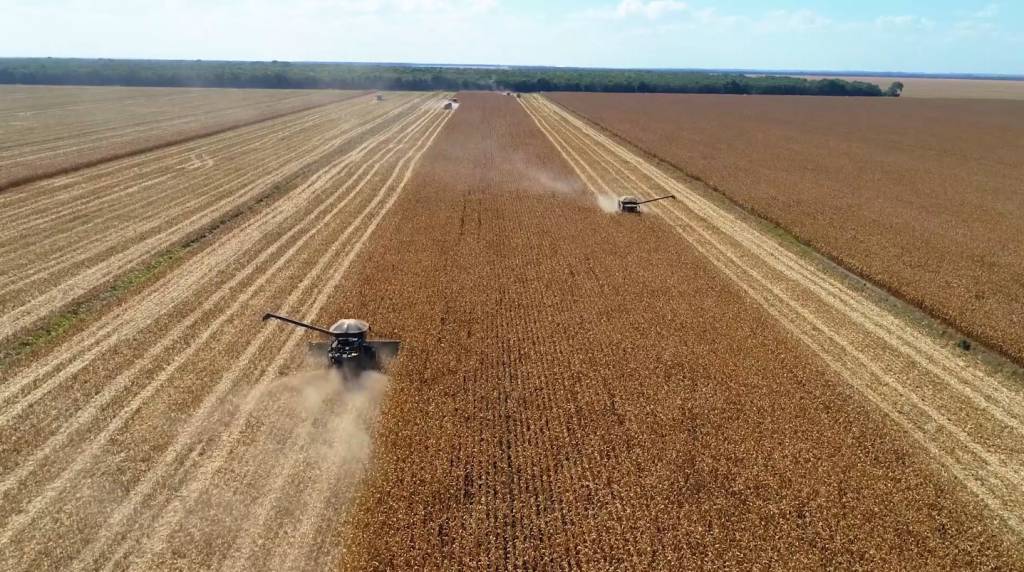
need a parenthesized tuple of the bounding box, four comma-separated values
(618, 194, 676, 213)
(262, 313, 400, 377)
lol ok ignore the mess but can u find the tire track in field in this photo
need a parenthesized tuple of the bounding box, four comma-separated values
(0, 96, 380, 256)
(0, 97, 436, 435)
(74, 103, 450, 572)
(0, 98, 450, 571)
(117, 111, 446, 568)
(0, 102, 433, 492)
(0, 95, 432, 560)
(522, 94, 1024, 538)
(0, 96, 428, 345)
(0, 91, 281, 158)
(0, 101, 337, 280)
(0, 103, 332, 237)
(0, 92, 318, 160)
(0, 97, 407, 293)
(0, 91, 360, 192)
(0, 95, 354, 220)
(0, 98, 346, 224)
(529, 96, 1024, 428)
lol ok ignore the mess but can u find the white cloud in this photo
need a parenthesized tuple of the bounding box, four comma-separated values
(755, 9, 830, 32)
(973, 3, 1000, 19)
(580, 0, 687, 20)
(615, 0, 687, 19)
(874, 15, 935, 30)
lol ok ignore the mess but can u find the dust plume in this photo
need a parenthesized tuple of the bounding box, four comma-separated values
(596, 194, 620, 213)
(118, 368, 393, 570)
(507, 149, 621, 213)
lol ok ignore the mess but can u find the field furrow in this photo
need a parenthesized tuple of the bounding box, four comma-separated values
(0, 92, 451, 571)
(522, 93, 1024, 537)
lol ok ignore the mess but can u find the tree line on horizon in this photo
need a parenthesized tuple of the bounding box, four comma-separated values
(0, 58, 903, 97)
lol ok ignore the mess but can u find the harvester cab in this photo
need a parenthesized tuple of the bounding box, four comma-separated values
(618, 194, 676, 213)
(262, 313, 400, 377)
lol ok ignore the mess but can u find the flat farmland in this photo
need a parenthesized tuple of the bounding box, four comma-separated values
(0, 88, 451, 569)
(0, 92, 417, 348)
(0, 85, 359, 190)
(334, 93, 1020, 568)
(1, 86, 1022, 570)
(549, 92, 1024, 363)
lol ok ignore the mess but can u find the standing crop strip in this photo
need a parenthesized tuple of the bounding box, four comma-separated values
(523, 92, 1024, 544)
(548, 92, 1024, 364)
(334, 92, 1020, 569)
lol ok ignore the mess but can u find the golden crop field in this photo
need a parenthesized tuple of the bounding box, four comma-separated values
(550, 92, 1024, 364)
(0, 88, 1021, 570)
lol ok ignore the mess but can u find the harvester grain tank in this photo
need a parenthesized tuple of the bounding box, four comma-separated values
(617, 194, 676, 213)
(262, 313, 400, 378)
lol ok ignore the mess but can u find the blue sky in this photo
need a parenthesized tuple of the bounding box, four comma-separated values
(3, 1, 1021, 74)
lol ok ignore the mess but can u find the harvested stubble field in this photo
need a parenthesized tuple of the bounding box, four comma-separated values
(549, 92, 1024, 364)
(0, 90, 452, 570)
(0, 91, 413, 348)
(0, 84, 359, 190)
(0, 87, 1022, 570)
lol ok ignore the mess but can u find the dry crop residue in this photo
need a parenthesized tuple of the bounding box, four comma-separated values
(0, 92, 412, 347)
(0, 85, 358, 190)
(0, 93, 452, 570)
(548, 92, 1024, 363)
(333, 92, 1020, 568)
(523, 93, 1024, 544)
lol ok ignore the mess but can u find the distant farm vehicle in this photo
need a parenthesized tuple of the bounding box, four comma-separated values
(262, 313, 400, 378)
(443, 102, 454, 110)
(375, 94, 384, 102)
(618, 194, 676, 213)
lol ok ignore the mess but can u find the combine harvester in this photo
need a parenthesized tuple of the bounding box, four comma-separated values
(262, 313, 400, 379)
(617, 194, 676, 213)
